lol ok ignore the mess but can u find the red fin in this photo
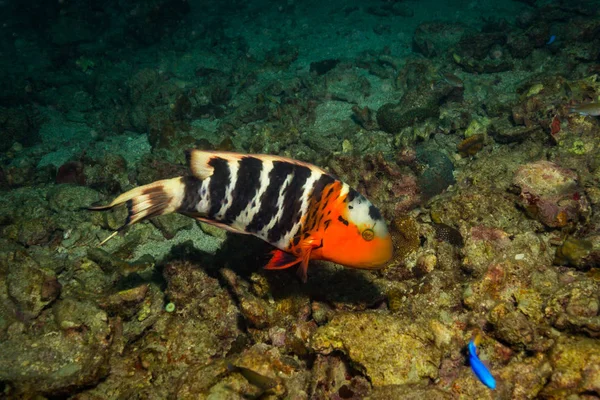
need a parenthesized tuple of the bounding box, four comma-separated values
(264, 250, 302, 270)
(295, 235, 321, 282)
(296, 251, 311, 283)
(265, 236, 319, 282)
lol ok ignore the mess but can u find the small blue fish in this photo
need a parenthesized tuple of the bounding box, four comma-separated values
(468, 339, 496, 389)
(546, 35, 556, 45)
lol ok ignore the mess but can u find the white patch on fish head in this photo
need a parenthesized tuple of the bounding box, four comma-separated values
(344, 187, 389, 239)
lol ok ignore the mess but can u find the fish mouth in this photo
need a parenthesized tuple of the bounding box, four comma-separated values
(335, 236, 394, 269)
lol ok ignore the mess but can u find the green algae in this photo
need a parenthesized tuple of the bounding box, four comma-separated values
(568, 139, 588, 155)
(555, 237, 593, 266)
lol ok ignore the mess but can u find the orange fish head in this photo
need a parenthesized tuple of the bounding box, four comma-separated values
(319, 190, 393, 269)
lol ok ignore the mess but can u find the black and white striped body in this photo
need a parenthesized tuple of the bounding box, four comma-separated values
(180, 153, 340, 251)
(89, 150, 393, 282)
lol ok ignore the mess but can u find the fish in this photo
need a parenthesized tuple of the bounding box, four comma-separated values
(570, 102, 600, 117)
(89, 150, 394, 282)
(227, 363, 278, 391)
(468, 336, 496, 390)
(438, 71, 464, 88)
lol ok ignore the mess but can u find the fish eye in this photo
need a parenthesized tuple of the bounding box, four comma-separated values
(362, 229, 374, 241)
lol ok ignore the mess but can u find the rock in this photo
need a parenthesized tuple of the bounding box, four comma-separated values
(461, 226, 511, 276)
(489, 117, 543, 144)
(415, 147, 455, 200)
(4, 216, 57, 246)
(174, 360, 231, 398)
(48, 185, 101, 212)
(84, 153, 129, 194)
(376, 82, 455, 133)
(99, 284, 150, 319)
(328, 153, 421, 219)
(177, 344, 308, 399)
(150, 213, 194, 239)
(53, 298, 108, 333)
(0, 299, 111, 396)
(310, 59, 340, 76)
(564, 16, 600, 42)
(554, 235, 600, 270)
(0, 106, 41, 152)
(462, 226, 552, 278)
(453, 52, 513, 73)
(310, 354, 371, 399)
(545, 278, 600, 337)
(540, 336, 600, 398)
(462, 231, 554, 317)
(512, 161, 590, 228)
(506, 32, 535, 58)
(489, 302, 554, 352)
(500, 354, 552, 400)
(431, 189, 543, 236)
(86, 247, 153, 276)
(62, 258, 116, 300)
(311, 301, 335, 325)
(6, 252, 60, 320)
(266, 44, 299, 68)
(220, 268, 277, 329)
(456, 32, 507, 60)
(73, 260, 243, 398)
(367, 384, 454, 399)
(412, 22, 469, 58)
(311, 312, 441, 386)
(227, 344, 293, 396)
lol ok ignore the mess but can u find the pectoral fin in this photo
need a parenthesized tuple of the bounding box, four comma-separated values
(192, 216, 250, 235)
(264, 236, 321, 283)
(296, 250, 312, 283)
(264, 250, 302, 270)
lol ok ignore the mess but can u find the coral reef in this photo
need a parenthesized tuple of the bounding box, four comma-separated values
(1, 0, 600, 398)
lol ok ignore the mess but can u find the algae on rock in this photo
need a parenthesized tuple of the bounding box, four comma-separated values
(311, 312, 441, 386)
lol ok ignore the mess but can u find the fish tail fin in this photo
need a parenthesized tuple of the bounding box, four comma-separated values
(88, 177, 186, 229)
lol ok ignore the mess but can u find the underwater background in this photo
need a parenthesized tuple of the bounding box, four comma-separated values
(1, 0, 600, 398)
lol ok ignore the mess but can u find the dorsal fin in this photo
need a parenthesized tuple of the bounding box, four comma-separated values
(185, 149, 330, 181)
(186, 149, 214, 180)
(185, 150, 244, 180)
